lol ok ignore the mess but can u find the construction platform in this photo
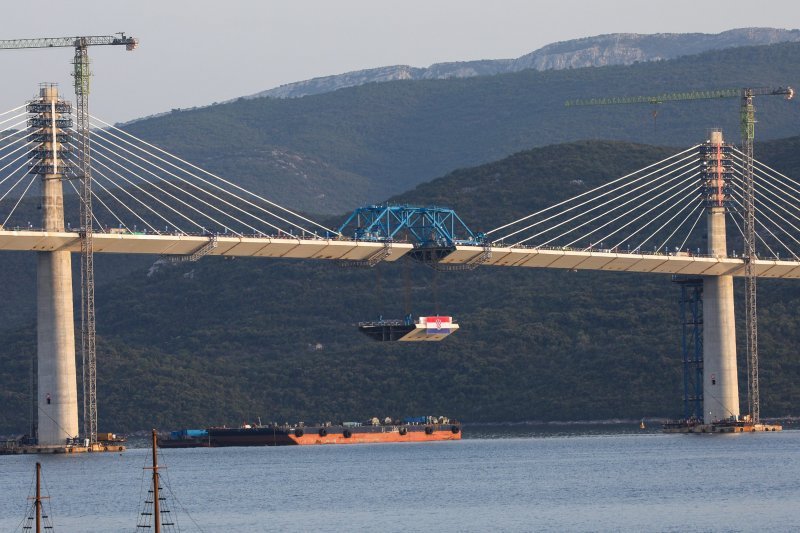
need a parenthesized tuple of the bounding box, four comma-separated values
(663, 419, 782, 434)
(0, 441, 126, 455)
(358, 316, 459, 342)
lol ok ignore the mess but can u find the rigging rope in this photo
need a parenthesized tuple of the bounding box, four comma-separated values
(89, 114, 338, 236)
(503, 154, 701, 244)
(87, 126, 275, 235)
(0, 159, 35, 206)
(487, 145, 701, 237)
(728, 186, 800, 257)
(727, 202, 784, 259)
(0, 103, 27, 117)
(637, 197, 704, 253)
(3, 175, 37, 227)
(608, 179, 701, 250)
(67, 140, 177, 232)
(83, 133, 246, 235)
(68, 139, 193, 233)
(542, 164, 701, 248)
(677, 207, 706, 252)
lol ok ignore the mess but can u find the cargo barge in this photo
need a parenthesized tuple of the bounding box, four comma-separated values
(159, 416, 461, 448)
(662, 415, 781, 433)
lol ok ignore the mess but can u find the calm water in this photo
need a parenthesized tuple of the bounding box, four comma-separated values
(1, 426, 798, 532)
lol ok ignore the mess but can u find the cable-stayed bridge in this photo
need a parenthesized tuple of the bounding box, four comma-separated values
(2, 108, 800, 276)
(2, 86, 800, 447)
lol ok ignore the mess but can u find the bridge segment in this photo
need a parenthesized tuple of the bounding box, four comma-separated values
(2, 230, 800, 277)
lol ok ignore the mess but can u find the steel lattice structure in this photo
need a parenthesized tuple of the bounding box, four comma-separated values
(73, 40, 98, 444)
(0, 34, 137, 444)
(741, 90, 760, 423)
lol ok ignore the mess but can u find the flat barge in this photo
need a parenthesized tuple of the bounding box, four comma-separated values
(0, 438, 126, 455)
(160, 416, 461, 448)
(663, 417, 782, 434)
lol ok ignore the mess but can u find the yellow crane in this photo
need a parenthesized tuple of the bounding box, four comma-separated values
(566, 86, 795, 423)
(0, 34, 137, 444)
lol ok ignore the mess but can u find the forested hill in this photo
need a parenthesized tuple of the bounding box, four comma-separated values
(121, 42, 800, 214)
(2, 138, 799, 434)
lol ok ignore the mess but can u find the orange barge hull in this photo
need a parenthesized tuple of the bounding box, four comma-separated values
(290, 427, 461, 445)
(160, 424, 462, 448)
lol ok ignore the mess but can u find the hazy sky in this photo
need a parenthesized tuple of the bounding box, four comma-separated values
(0, 0, 797, 123)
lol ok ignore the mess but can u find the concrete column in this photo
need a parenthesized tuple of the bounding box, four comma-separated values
(36, 85, 78, 445)
(702, 130, 740, 423)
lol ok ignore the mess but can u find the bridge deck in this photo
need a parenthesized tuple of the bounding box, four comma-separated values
(0, 230, 412, 261)
(441, 245, 800, 278)
(2, 231, 800, 278)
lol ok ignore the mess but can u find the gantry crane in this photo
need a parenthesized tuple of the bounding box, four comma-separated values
(0, 34, 138, 444)
(566, 86, 795, 423)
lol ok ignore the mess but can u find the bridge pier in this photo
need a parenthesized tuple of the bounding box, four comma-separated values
(702, 130, 740, 423)
(33, 85, 79, 446)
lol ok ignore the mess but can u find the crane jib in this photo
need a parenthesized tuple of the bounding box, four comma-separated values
(0, 35, 138, 51)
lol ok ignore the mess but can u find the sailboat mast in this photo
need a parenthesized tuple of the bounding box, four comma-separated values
(35, 462, 42, 533)
(152, 429, 161, 533)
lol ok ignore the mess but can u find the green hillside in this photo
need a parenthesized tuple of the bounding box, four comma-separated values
(122, 42, 800, 214)
(2, 138, 799, 434)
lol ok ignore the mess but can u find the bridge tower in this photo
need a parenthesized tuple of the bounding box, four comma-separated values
(700, 130, 739, 423)
(28, 84, 79, 446)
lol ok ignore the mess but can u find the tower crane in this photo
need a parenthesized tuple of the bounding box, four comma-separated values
(566, 86, 795, 423)
(0, 34, 138, 444)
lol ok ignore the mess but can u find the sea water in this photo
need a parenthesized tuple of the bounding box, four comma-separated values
(1, 425, 798, 532)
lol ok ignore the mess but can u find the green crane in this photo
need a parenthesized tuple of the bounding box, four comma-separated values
(566, 86, 796, 424)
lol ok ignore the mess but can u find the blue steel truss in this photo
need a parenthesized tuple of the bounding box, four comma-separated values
(338, 204, 485, 247)
(672, 276, 703, 421)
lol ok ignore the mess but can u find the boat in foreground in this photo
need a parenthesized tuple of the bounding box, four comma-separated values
(160, 416, 461, 448)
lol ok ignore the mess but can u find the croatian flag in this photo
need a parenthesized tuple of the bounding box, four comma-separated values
(425, 316, 451, 334)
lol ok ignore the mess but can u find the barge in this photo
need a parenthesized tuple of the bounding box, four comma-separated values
(663, 415, 782, 434)
(159, 416, 461, 448)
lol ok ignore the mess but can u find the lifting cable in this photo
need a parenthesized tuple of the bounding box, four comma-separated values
(432, 267, 441, 317)
(374, 264, 384, 318)
(403, 258, 412, 317)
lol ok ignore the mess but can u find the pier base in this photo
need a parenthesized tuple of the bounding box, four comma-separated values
(0, 442, 126, 455)
(663, 420, 782, 433)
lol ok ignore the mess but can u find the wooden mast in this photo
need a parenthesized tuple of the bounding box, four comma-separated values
(151, 429, 161, 533)
(35, 462, 42, 533)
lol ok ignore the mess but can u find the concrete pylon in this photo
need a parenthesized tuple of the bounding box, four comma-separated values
(35, 85, 79, 445)
(702, 130, 740, 423)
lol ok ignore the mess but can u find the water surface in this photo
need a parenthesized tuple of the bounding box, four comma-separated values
(1, 426, 797, 532)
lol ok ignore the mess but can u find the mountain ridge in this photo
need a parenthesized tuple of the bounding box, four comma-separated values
(120, 41, 800, 215)
(246, 28, 800, 100)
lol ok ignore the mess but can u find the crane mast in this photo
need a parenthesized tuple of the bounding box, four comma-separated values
(74, 39, 97, 444)
(566, 86, 794, 423)
(741, 90, 759, 423)
(0, 34, 137, 444)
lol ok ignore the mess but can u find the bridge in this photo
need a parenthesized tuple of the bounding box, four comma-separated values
(1, 231, 800, 278)
(2, 85, 800, 446)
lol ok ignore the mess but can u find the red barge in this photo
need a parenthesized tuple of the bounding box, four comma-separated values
(159, 416, 461, 448)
